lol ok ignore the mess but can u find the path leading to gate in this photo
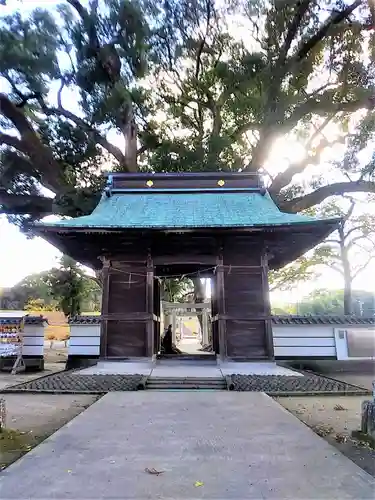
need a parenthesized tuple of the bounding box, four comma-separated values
(1, 393, 374, 499)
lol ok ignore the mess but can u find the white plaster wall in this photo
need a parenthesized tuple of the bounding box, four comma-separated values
(272, 325, 336, 358)
(23, 324, 45, 357)
(69, 324, 100, 356)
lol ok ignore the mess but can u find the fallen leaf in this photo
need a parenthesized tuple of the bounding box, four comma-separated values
(144, 468, 164, 476)
(333, 404, 346, 411)
(194, 481, 204, 487)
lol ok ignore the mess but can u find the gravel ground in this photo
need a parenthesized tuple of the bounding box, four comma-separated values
(321, 373, 374, 392)
(0, 363, 64, 391)
(1, 372, 144, 393)
(0, 393, 98, 469)
(231, 373, 371, 394)
(277, 395, 375, 477)
(2, 370, 371, 394)
(44, 346, 67, 364)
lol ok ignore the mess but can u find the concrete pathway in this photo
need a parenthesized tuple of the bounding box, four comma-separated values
(1, 393, 374, 499)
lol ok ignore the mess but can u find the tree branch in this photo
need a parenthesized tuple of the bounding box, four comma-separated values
(324, 239, 340, 245)
(42, 105, 129, 169)
(329, 263, 345, 276)
(280, 181, 375, 213)
(344, 224, 366, 240)
(231, 121, 261, 140)
(284, 94, 374, 132)
(344, 200, 356, 222)
(347, 234, 370, 249)
(352, 255, 375, 279)
(195, 0, 212, 79)
(269, 115, 335, 194)
(0, 189, 54, 215)
(57, 79, 65, 109)
(0, 132, 24, 151)
(279, 0, 311, 63)
(294, 0, 362, 62)
(67, 0, 100, 51)
(0, 94, 64, 193)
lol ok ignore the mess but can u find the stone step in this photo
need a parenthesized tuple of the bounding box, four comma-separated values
(156, 354, 217, 362)
(146, 377, 227, 390)
(146, 385, 225, 390)
(148, 375, 225, 382)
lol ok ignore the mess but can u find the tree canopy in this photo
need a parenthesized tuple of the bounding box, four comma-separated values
(296, 288, 375, 315)
(269, 195, 375, 304)
(0, 0, 374, 230)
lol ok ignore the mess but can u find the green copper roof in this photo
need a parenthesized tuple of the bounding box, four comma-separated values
(38, 191, 325, 229)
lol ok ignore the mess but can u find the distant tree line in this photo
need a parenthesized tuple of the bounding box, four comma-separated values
(0, 256, 101, 316)
(272, 289, 375, 317)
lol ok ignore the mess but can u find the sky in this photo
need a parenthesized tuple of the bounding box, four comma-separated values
(0, 0, 374, 304)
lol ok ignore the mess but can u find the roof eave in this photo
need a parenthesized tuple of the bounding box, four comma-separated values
(33, 218, 340, 234)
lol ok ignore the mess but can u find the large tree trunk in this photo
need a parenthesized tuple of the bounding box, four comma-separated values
(339, 226, 353, 315)
(343, 255, 353, 315)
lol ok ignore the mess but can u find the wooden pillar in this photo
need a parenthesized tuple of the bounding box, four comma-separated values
(202, 310, 209, 345)
(99, 257, 110, 358)
(171, 310, 177, 343)
(153, 278, 161, 355)
(261, 251, 275, 359)
(146, 255, 154, 358)
(211, 274, 219, 353)
(216, 253, 227, 360)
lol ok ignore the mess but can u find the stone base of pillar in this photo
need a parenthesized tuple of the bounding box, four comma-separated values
(0, 355, 44, 372)
(65, 355, 99, 370)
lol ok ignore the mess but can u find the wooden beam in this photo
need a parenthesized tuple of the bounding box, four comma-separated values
(153, 255, 215, 265)
(162, 301, 211, 310)
(101, 313, 154, 321)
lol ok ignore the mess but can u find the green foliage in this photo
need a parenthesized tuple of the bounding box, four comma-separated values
(161, 278, 194, 303)
(24, 298, 57, 312)
(296, 289, 375, 316)
(0, 0, 374, 230)
(0, 257, 101, 314)
(46, 256, 90, 317)
(269, 251, 330, 292)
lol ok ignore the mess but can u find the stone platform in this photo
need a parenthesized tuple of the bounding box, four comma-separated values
(76, 360, 302, 377)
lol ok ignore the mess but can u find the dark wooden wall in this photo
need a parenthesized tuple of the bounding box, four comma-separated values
(101, 258, 153, 358)
(220, 239, 273, 360)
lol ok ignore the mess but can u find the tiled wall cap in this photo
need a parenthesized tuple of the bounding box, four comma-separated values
(68, 315, 101, 325)
(272, 315, 375, 326)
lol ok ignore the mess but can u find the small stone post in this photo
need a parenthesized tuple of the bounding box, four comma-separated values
(202, 310, 209, 345)
(171, 310, 177, 344)
(0, 397, 6, 432)
(356, 380, 375, 445)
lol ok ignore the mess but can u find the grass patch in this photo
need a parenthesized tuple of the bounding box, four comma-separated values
(0, 429, 41, 470)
